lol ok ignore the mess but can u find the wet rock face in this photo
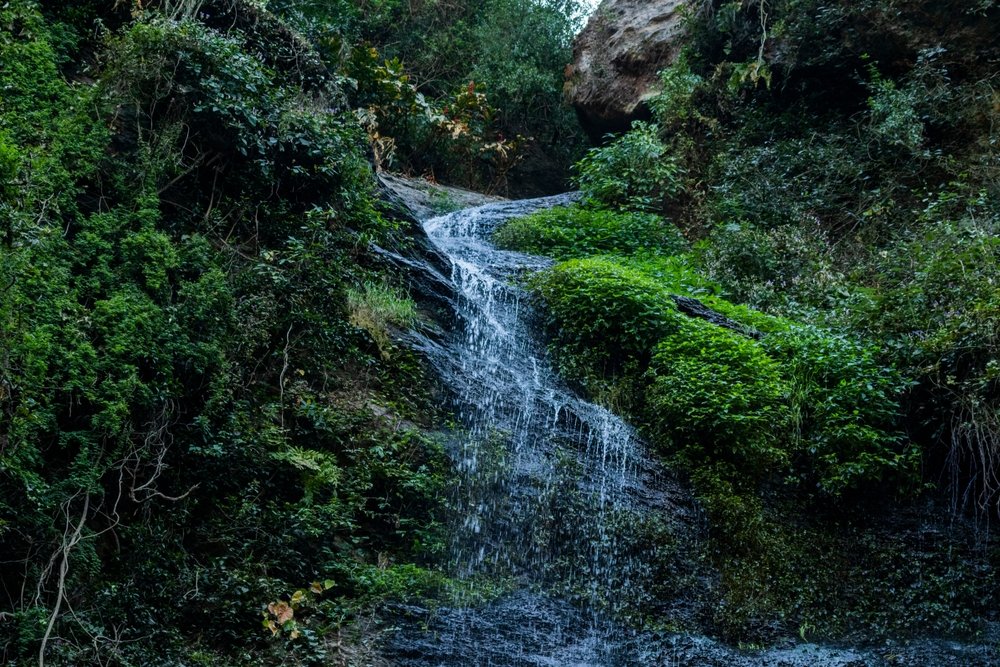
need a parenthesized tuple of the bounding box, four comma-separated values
(565, 0, 690, 139)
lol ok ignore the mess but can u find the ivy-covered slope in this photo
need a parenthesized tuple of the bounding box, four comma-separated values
(0, 2, 458, 664)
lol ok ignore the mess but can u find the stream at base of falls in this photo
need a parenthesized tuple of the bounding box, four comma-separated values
(382, 194, 998, 667)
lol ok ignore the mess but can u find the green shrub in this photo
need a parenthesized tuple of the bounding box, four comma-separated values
(650, 57, 706, 131)
(867, 209, 1000, 509)
(763, 326, 915, 495)
(0, 5, 452, 665)
(348, 47, 522, 191)
(695, 220, 845, 314)
(647, 320, 791, 475)
(530, 254, 911, 496)
(529, 256, 688, 381)
(866, 61, 925, 154)
(101, 16, 377, 221)
(708, 133, 868, 233)
(0, 132, 18, 198)
(493, 205, 686, 259)
(335, 0, 586, 189)
(622, 253, 719, 295)
(574, 121, 683, 211)
(528, 254, 719, 374)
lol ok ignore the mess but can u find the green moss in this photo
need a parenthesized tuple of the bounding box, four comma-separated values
(647, 320, 791, 475)
(494, 205, 687, 259)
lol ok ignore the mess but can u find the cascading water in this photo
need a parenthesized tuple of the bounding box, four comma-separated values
(384, 193, 999, 667)
(388, 194, 679, 666)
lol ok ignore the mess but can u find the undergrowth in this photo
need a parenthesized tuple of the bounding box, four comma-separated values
(0, 2, 457, 664)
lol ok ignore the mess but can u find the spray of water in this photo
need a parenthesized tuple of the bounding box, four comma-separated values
(393, 196, 666, 665)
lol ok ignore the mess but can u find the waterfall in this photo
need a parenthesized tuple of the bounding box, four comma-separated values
(392, 195, 666, 666)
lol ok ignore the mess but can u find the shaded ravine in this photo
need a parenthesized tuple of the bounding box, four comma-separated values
(383, 193, 999, 667)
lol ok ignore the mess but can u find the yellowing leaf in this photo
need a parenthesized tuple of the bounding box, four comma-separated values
(268, 601, 294, 625)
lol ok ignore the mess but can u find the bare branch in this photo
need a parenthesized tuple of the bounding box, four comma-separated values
(38, 494, 91, 667)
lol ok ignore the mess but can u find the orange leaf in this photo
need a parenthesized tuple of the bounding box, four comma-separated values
(268, 601, 294, 625)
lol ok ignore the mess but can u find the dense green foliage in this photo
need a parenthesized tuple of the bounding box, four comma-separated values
(705, 1, 998, 518)
(3, 0, 998, 658)
(524, 254, 914, 499)
(492, 0, 1000, 635)
(648, 321, 791, 475)
(494, 205, 687, 260)
(560, 0, 1000, 515)
(501, 214, 971, 638)
(355, 0, 586, 171)
(0, 2, 458, 664)
(529, 257, 691, 379)
(574, 122, 684, 212)
(274, 0, 587, 193)
(502, 201, 988, 642)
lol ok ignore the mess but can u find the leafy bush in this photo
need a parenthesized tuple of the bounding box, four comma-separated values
(574, 122, 683, 211)
(101, 16, 377, 218)
(649, 57, 706, 132)
(529, 256, 688, 380)
(348, 47, 521, 191)
(866, 61, 925, 154)
(647, 320, 791, 475)
(0, 132, 18, 199)
(763, 326, 915, 495)
(493, 205, 686, 259)
(867, 208, 1000, 511)
(695, 220, 845, 314)
(707, 132, 869, 233)
(529, 255, 912, 496)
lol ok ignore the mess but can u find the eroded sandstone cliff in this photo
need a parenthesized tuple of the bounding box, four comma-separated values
(565, 0, 690, 138)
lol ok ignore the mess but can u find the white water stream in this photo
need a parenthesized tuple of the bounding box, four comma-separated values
(394, 195, 662, 665)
